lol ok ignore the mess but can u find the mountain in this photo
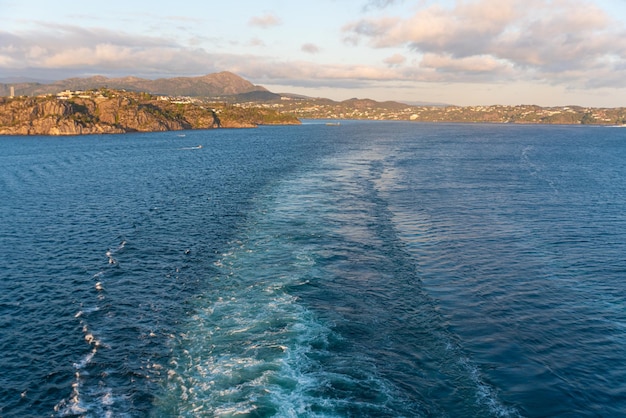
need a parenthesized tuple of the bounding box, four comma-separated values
(0, 72, 268, 98)
(227, 90, 282, 102)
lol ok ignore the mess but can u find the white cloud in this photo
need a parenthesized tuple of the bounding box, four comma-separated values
(248, 37, 266, 47)
(2, 3, 626, 107)
(343, 0, 626, 87)
(301, 43, 320, 54)
(420, 53, 513, 76)
(363, 0, 402, 11)
(383, 53, 406, 66)
(248, 13, 282, 28)
(0, 24, 401, 85)
(0, 26, 222, 76)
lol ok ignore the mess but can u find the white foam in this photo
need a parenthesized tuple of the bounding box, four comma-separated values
(152, 153, 440, 416)
(57, 239, 133, 416)
(101, 389, 114, 406)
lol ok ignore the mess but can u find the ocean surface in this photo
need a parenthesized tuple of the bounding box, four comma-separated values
(1, 121, 625, 417)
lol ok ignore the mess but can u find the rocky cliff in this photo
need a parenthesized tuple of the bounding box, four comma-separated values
(0, 89, 299, 136)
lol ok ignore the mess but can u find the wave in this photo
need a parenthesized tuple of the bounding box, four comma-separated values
(54, 239, 130, 417)
(154, 231, 397, 416)
(153, 147, 519, 417)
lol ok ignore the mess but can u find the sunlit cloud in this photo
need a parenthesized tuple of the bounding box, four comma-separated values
(248, 13, 282, 28)
(248, 37, 266, 47)
(2, 1, 626, 107)
(0, 25, 221, 77)
(383, 53, 406, 66)
(301, 43, 320, 54)
(343, 0, 626, 87)
(363, 0, 402, 11)
(0, 24, 399, 85)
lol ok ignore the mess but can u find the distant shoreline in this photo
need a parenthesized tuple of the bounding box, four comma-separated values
(2, 90, 625, 137)
(0, 89, 300, 136)
(2, 71, 625, 132)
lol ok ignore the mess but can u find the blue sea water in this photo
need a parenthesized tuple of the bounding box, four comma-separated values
(1, 121, 625, 417)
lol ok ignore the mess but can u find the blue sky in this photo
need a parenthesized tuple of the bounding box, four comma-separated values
(2, 0, 626, 106)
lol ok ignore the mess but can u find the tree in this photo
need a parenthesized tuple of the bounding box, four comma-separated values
(581, 112, 595, 125)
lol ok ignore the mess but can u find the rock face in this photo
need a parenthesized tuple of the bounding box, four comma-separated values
(0, 89, 300, 136)
(0, 98, 119, 135)
(0, 91, 216, 135)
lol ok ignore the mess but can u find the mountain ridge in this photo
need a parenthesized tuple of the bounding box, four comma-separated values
(0, 72, 268, 98)
(2, 72, 625, 126)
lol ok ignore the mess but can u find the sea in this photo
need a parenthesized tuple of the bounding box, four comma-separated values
(1, 121, 625, 417)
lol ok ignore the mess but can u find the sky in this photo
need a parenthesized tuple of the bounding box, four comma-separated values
(1, 0, 626, 107)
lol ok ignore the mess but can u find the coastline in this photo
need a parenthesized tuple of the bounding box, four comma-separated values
(0, 89, 300, 136)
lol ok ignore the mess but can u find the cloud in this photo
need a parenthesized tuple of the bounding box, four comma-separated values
(420, 53, 513, 76)
(248, 13, 282, 28)
(248, 37, 266, 47)
(0, 23, 400, 86)
(3, 8, 626, 103)
(0, 22, 406, 88)
(301, 43, 320, 54)
(343, 0, 626, 87)
(363, 0, 402, 11)
(383, 53, 406, 66)
(0, 25, 225, 77)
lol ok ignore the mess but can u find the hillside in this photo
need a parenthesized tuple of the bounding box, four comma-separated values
(0, 89, 300, 136)
(262, 98, 626, 125)
(2, 72, 625, 126)
(0, 72, 268, 98)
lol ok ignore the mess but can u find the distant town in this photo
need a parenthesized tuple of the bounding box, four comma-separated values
(238, 97, 626, 126)
(2, 71, 626, 127)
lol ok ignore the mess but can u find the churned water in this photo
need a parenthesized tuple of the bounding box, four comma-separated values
(1, 122, 625, 417)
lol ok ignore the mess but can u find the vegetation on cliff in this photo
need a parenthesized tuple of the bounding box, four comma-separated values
(0, 89, 300, 136)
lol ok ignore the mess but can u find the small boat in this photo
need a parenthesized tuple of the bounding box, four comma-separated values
(325, 122, 341, 126)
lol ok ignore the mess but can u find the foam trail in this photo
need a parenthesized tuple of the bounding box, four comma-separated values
(155, 203, 415, 416)
(55, 239, 129, 417)
(54, 325, 103, 416)
(156, 147, 525, 416)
